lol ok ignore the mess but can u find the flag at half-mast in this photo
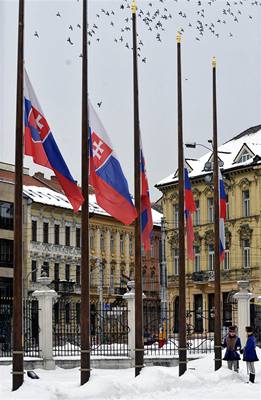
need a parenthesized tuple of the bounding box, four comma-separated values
(89, 101, 137, 225)
(184, 168, 196, 260)
(140, 144, 153, 252)
(219, 170, 226, 261)
(24, 70, 84, 212)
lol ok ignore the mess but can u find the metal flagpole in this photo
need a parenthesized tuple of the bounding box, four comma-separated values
(80, 0, 91, 385)
(212, 57, 222, 371)
(131, 0, 144, 377)
(177, 32, 187, 377)
(12, 0, 24, 391)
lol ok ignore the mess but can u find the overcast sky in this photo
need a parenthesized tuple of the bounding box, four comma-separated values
(1, 0, 260, 201)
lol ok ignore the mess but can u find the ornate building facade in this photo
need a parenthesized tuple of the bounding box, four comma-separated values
(0, 162, 162, 306)
(156, 125, 261, 332)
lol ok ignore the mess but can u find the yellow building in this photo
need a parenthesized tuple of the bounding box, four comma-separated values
(0, 162, 162, 306)
(156, 125, 261, 332)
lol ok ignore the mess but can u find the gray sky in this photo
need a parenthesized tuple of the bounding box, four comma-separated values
(1, 0, 260, 201)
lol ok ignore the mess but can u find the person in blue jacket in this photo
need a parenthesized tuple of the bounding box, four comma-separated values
(223, 325, 241, 372)
(240, 326, 259, 383)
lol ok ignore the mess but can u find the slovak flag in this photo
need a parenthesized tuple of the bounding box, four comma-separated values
(24, 70, 84, 212)
(219, 170, 226, 261)
(141, 145, 153, 252)
(184, 168, 196, 260)
(88, 101, 137, 225)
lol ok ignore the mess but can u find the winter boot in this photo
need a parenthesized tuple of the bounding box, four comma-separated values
(249, 373, 255, 383)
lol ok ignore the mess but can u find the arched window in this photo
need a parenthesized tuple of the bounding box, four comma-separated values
(100, 232, 105, 252)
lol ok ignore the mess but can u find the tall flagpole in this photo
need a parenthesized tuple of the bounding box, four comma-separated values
(132, 0, 143, 377)
(212, 57, 222, 371)
(80, 0, 90, 385)
(177, 32, 187, 376)
(13, 0, 24, 391)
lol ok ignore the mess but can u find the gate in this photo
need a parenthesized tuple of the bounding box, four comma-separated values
(250, 302, 261, 347)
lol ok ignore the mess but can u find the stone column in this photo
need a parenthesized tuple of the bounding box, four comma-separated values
(233, 280, 254, 346)
(32, 275, 58, 369)
(123, 281, 145, 366)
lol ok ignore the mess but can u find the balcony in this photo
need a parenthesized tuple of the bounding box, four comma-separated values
(191, 271, 215, 284)
(30, 242, 81, 261)
(50, 280, 75, 294)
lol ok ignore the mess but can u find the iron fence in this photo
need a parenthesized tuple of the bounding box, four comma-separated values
(143, 300, 238, 356)
(0, 297, 40, 357)
(53, 299, 129, 357)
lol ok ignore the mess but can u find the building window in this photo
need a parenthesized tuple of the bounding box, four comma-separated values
(54, 263, 59, 282)
(43, 222, 49, 244)
(110, 268, 114, 291)
(224, 246, 230, 270)
(120, 234, 124, 255)
(129, 237, 133, 256)
(194, 245, 200, 272)
(142, 269, 146, 290)
(65, 264, 70, 281)
(76, 227, 81, 248)
(0, 239, 13, 267)
(31, 260, 37, 283)
(65, 303, 70, 324)
(76, 265, 81, 285)
(110, 234, 115, 254)
(54, 224, 60, 245)
(65, 226, 70, 246)
(242, 190, 250, 217)
(43, 261, 49, 277)
(239, 150, 252, 163)
(173, 204, 179, 228)
(0, 201, 14, 230)
(150, 271, 155, 291)
(207, 198, 214, 223)
(194, 199, 200, 226)
(226, 194, 229, 220)
(100, 232, 105, 252)
(32, 220, 37, 242)
(76, 303, 80, 325)
(243, 239, 250, 268)
(90, 268, 95, 288)
(208, 244, 214, 271)
(173, 248, 179, 276)
(90, 230, 94, 250)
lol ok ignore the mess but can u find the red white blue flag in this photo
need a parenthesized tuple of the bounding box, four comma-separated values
(24, 70, 84, 212)
(184, 168, 196, 260)
(219, 170, 226, 261)
(140, 145, 153, 252)
(89, 101, 137, 225)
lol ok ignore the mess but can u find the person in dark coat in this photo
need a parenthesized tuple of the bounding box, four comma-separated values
(223, 325, 241, 372)
(240, 326, 259, 383)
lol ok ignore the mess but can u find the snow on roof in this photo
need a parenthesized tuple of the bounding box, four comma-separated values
(156, 125, 261, 187)
(23, 185, 162, 226)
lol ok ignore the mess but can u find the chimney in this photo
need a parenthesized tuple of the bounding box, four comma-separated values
(50, 175, 58, 182)
(34, 172, 45, 180)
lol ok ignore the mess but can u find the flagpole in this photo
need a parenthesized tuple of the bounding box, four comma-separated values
(80, 0, 90, 385)
(212, 57, 222, 371)
(132, 0, 143, 377)
(177, 32, 187, 376)
(12, 0, 24, 391)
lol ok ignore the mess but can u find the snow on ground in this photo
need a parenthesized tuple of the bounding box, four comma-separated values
(1, 349, 260, 400)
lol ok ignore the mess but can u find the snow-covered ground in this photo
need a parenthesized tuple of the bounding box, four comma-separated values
(1, 349, 260, 400)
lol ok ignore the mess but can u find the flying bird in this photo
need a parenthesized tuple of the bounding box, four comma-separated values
(69, 25, 73, 30)
(67, 37, 74, 45)
(34, 31, 39, 38)
(56, 11, 61, 17)
(97, 101, 102, 108)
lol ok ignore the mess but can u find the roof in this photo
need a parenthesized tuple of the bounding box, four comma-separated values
(23, 185, 162, 226)
(156, 124, 261, 188)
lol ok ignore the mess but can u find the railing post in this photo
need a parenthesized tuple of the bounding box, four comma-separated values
(32, 275, 58, 369)
(123, 281, 136, 364)
(233, 280, 254, 346)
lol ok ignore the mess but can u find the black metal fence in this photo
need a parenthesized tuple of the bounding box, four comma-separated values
(143, 300, 238, 356)
(53, 299, 129, 357)
(0, 297, 40, 357)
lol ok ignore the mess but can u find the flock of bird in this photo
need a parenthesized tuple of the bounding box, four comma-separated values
(32, 0, 260, 107)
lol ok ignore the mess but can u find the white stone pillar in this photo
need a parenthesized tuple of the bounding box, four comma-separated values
(32, 276, 58, 370)
(123, 281, 145, 366)
(233, 280, 253, 346)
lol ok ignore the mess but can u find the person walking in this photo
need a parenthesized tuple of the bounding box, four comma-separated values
(223, 325, 241, 372)
(240, 326, 259, 383)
